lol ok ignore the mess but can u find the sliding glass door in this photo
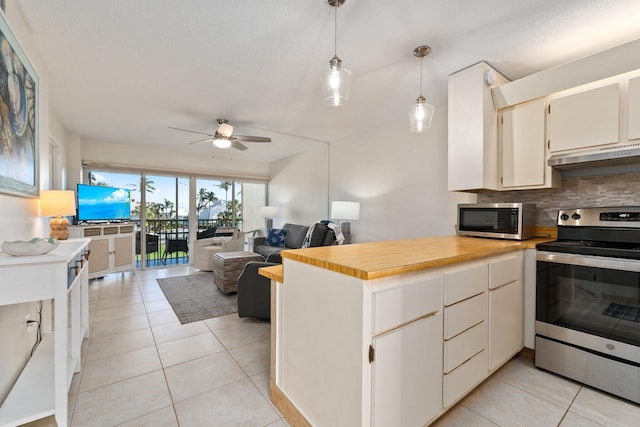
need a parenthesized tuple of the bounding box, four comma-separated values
(85, 169, 267, 269)
(145, 174, 189, 266)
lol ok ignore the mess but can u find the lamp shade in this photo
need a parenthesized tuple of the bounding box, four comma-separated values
(320, 61, 353, 106)
(260, 206, 279, 219)
(40, 190, 76, 216)
(331, 201, 360, 221)
(409, 97, 435, 132)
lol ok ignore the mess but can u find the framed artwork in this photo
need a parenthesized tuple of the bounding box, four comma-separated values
(0, 9, 39, 197)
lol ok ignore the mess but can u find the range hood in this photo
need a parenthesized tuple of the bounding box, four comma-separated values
(548, 145, 640, 170)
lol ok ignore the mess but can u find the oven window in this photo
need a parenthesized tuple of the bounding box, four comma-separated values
(537, 261, 640, 347)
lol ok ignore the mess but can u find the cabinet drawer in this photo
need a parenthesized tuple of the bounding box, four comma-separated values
(444, 264, 487, 306)
(372, 276, 442, 334)
(444, 321, 487, 374)
(443, 349, 488, 407)
(489, 255, 521, 289)
(444, 292, 487, 339)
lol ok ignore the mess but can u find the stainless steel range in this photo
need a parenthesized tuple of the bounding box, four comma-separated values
(535, 207, 640, 404)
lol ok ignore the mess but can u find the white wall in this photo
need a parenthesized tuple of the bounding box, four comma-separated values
(80, 138, 270, 180)
(329, 108, 475, 243)
(0, 0, 56, 403)
(268, 141, 329, 226)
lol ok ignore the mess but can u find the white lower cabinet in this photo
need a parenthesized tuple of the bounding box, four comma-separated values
(371, 314, 443, 427)
(444, 350, 489, 407)
(489, 280, 524, 370)
(275, 251, 525, 426)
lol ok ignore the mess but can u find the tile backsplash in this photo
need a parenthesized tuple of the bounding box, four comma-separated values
(477, 171, 640, 226)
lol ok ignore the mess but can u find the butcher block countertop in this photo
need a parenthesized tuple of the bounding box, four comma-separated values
(259, 235, 554, 282)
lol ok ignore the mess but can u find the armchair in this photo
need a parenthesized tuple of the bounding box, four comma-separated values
(237, 261, 277, 320)
(192, 227, 245, 271)
(135, 232, 159, 260)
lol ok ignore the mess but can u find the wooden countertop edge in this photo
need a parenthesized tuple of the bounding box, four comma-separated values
(282, 243, 539, 281)
(259, 264, 283, 282)
(258, 232, 555, 282)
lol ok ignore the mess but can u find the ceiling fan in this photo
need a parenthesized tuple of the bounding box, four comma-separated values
(169, 119, 271, 151)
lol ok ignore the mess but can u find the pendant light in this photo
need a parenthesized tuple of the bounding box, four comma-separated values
(320, 0, 352, 107)
(410, 45, 435, 132)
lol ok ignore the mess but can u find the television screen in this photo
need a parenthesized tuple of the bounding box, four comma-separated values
(77, 184, 131, 222)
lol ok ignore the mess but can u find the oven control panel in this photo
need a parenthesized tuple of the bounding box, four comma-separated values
(557, 207, 640, 228)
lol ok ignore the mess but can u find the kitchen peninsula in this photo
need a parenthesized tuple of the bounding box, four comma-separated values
(260, 235, 551, 427)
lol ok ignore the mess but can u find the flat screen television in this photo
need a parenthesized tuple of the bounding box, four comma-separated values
(77, 183, 131, 222)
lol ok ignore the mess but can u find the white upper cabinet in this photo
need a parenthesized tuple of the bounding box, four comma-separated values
(499, 99, 558, 189)
(628, 77, 640, 141)
(548, 83, 619, 153)
(448, 62, 509, 191)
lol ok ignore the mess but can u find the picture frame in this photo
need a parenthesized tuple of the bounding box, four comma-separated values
(0, 8, 39, 198)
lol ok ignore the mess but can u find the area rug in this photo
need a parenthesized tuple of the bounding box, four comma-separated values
(602, 302, 640, 323)
(157, 273, 237, 324)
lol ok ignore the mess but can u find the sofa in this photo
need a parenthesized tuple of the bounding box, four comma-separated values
(192, 226, 245, 271)
(253, 222, 337, 262)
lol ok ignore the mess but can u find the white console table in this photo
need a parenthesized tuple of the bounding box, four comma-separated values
(0, 238, 91, 427)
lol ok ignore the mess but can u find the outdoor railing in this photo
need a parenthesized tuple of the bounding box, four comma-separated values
(134, 218, 242, 265)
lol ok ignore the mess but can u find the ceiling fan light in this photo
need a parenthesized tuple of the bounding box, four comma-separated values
(409, 97, 434, 132)
(213, 136, 231, 149)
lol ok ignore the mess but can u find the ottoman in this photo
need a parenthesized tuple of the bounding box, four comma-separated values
(213, 251, 263, 294)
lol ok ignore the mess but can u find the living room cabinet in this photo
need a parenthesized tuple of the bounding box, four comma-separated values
(69, 224, 135, 278)
(0, 239, 90, 427)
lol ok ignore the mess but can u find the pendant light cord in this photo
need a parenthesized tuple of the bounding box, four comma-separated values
(334, 4, 338, 57)
(419, 56, 423, 97)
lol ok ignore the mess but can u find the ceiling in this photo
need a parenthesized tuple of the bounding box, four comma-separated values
(16, 0, 640, 162)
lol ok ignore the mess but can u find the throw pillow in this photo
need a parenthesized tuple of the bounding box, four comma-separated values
(265, 228, 287, 247)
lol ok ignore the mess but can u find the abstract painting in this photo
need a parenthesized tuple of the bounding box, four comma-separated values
(0, 10, 38, 197)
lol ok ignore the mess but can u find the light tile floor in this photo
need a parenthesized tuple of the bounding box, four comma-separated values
(23, 266, 640, 427)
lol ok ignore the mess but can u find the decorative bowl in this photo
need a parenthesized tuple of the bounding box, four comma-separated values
(1, 238, 59, 256)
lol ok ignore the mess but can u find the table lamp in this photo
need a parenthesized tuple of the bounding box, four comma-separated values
(40, 190, 76, 240)
(331, 201, 360, 244)
(260, 206, 279, 233)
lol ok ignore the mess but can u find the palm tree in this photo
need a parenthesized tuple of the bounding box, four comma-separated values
(217, 181, 232, 202)
(217, 199, 242, 226)
(162, 198, 175, 218)
(196, 188, 217, 216)
(88, 173, 108, 186)
(129, 177, 156, 194)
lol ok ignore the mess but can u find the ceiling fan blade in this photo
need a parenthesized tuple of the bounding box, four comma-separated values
(231, 140, 248, 151)
(233, 135, 271, 143)
(218, 122, 234, 137)
(168, 126, 214, 137)
(187, 137, 212, 145)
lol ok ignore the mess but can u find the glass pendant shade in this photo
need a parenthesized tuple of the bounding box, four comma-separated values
(213, 136, 231, 149)
(409, 96, 435, 132)
(321, 56, 352, 106)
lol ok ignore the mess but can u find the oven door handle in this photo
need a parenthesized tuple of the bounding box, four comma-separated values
(536, 251, 640, 272)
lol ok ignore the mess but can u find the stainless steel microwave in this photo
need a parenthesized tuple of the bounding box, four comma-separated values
(456, 203, 536, 240)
